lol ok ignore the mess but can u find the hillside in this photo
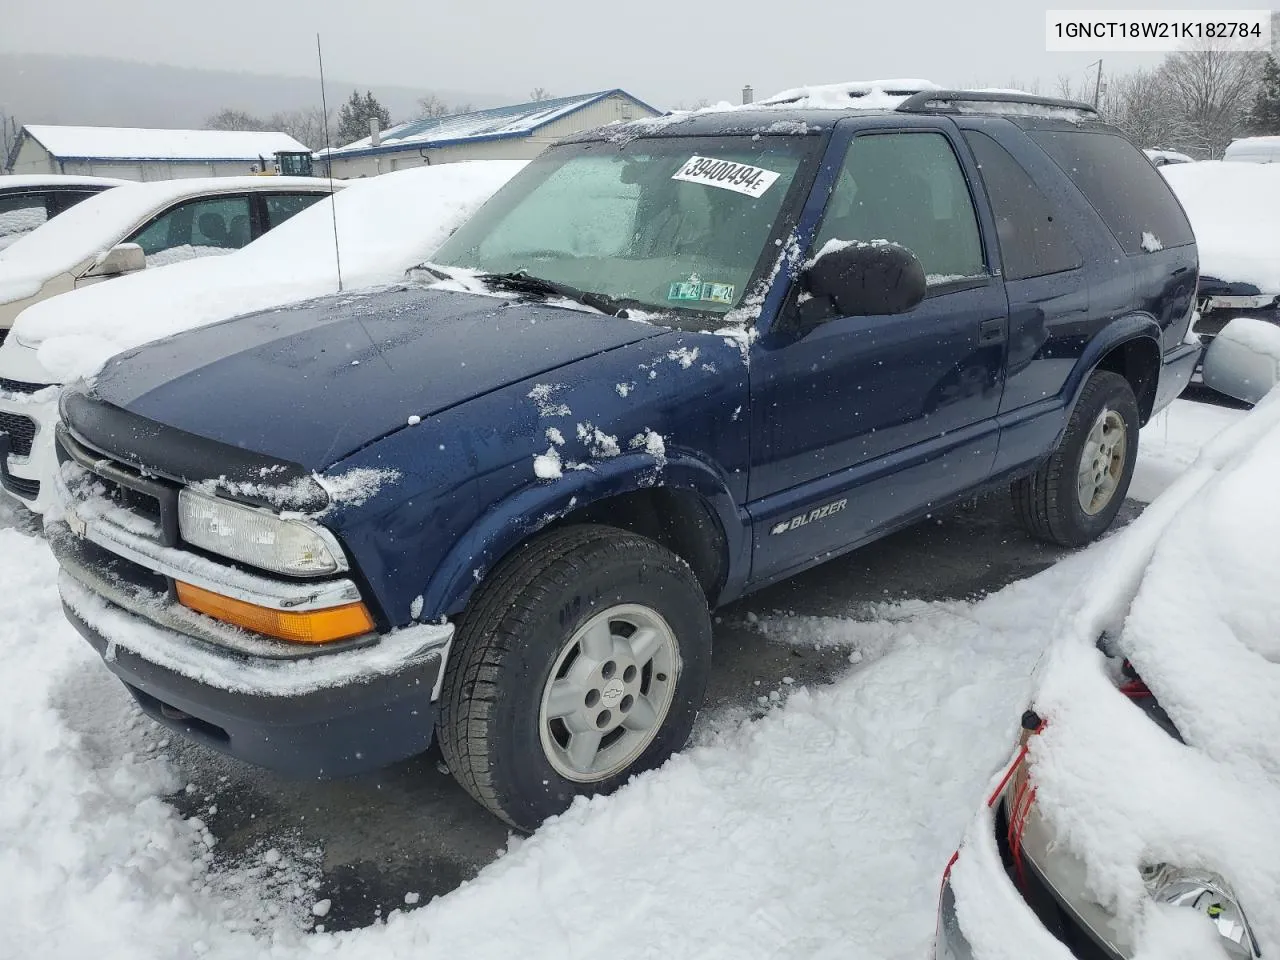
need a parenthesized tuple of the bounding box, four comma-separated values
(0, 53, 504, 131)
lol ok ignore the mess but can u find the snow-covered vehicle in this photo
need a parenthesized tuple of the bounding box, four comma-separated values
(1143, 148, 1192, 167)
(0, 161, 523, 513)
(0, 175, 128, 252)
(0, 176, 339, 338)
(1161, 162, 1280, 346)
(936, 391, 1280, 959)
(1223, 135, 1280, 163)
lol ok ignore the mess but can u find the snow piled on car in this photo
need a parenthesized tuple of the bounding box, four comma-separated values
(951, 389, 1280, 959)
(0, 398, 1259, 960)
(14, 161, 526, 384)
(1161, 160, 1280, 292)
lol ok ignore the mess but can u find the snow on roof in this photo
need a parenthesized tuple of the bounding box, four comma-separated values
(20, 125, 309, 162)
(1161, 160, 1280, 291)
(0, 174, 132, 189)
(0, 176, 330, 281)
(321, 89, 657, 157)
(18, 160, 526, 382)
(758, 78, 941, 110)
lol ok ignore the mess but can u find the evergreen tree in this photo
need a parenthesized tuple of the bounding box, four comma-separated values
(1249, 55, 1280, 135)
(337, 90, 393, 146)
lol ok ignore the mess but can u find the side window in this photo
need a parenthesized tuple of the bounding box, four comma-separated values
(264, 193, 324, 230)
(963, 131, 1082, 280)
(1031, 130, 1194, 255)
(47, 188, 104, 217)
(0, 194, 48, 248)
(814, 131, 986, 285)
(128, 196, 253, 260)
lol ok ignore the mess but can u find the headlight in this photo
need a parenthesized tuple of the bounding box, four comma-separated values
(1143, 864, 1260, 959)
(178, 488, 345, 576)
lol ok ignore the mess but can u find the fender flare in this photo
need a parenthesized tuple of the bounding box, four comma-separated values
(419, 449, 749, 619)
(1060, 313, 1162, 431)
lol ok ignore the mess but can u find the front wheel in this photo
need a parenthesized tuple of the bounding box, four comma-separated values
(436, 524, 712, 831)
(1012, 370, 1139, 547)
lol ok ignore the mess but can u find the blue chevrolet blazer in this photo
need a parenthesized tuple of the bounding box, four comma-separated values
(42, 90, 1200, 830)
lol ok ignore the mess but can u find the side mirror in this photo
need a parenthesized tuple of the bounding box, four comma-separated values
(85, 243, 146, 278)
(800, 240, 926, 321)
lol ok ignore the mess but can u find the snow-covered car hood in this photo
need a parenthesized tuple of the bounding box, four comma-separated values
(0, 271, 49, 308)
(0, 334, 52, 385)
(950, 389, 1280, 958)
(12, 160, 526, 385)
(1162, 162, 1280, 294)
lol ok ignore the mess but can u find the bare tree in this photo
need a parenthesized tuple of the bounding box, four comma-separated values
(1158, 46, 1264, 157)
(1100, 68, 1183, 150)
(206, 108, 272, 131)
(529, 87, 552, 102)
(268, 108, 333, 151)
(0, 110, 16, 164)
(416, 94, 451, 119)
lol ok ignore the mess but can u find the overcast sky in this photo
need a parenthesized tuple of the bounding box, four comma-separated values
(3, 0, 1251, 108)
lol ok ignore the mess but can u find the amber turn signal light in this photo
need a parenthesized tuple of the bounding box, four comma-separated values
(176, 581, 375, 644)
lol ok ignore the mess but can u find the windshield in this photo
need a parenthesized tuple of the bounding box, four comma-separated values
(433, 136, 817, 320)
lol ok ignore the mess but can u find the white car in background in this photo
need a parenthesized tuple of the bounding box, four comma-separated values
(1160, 161, 1280, 404)
(0, 175, 129, 251)
(0, 159, 524, 512)
(0, 176, 339, 337)
(1223, 136, 1280, 163)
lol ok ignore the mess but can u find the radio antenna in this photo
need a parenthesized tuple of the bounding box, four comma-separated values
(316, 33, 344, 292)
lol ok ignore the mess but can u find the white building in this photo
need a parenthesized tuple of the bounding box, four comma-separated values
(317, 89, 662, 179)
(4, 125, 311, 180)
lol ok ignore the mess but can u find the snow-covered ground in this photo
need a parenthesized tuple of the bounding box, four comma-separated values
(0, 399, 1247, 960)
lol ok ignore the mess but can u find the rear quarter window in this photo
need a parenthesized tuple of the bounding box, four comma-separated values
(963, 131, 1081, 280)
(1031, 129, 1194, 255)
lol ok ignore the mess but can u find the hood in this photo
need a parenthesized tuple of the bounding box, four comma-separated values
(91, 286, 666, 470)
(0, 272, 47, 308)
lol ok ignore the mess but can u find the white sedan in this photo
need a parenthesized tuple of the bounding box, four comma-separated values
(937, 391, 1280, 959)
(0, 175, 339, 336)
(0, 160, 524, 513)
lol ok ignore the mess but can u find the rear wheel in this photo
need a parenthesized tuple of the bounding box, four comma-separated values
(1012, 370, 1139, 547)
(436, 524, 712, 831)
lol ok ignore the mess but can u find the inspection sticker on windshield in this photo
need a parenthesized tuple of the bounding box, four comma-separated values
(672, 156, 780, 198)
(668, 280, 735, 304)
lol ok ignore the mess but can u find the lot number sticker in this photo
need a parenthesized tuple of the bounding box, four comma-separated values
(672, 156, 780, 198)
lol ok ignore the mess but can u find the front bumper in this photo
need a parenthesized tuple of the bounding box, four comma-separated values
(47, 436, 452, 778)
(54, 541, 451, 778)
(0, 387, 57, 512)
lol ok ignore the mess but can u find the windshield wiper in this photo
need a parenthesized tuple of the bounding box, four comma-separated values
(479, 271, 631, 318)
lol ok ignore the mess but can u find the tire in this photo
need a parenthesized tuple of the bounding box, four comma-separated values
(1012, 370, 1139, 548)
(436, 523, 713, 831)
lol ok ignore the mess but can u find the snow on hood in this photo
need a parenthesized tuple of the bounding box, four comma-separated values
(954, 389, 1280, 958)
(0, 272, 46, 306)
(1161, 161, 1280, 292)
(12, 160, 525, 384)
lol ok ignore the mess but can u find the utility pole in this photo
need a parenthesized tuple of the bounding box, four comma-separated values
(1088, 59, 1104, 108)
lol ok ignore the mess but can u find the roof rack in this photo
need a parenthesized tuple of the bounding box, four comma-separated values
(895, 90, 1098, 118)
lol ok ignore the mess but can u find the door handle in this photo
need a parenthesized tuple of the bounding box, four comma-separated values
(978, 317, 1006, 344)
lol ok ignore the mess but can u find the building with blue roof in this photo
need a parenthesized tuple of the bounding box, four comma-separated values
(316, 89, 662, 178)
